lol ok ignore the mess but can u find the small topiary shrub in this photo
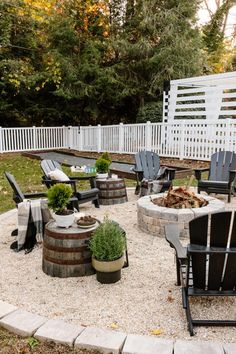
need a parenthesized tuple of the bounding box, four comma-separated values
(95, 158, 110, 173)
(89, 218, 126, 261)
(101, 152, 112, 165)
(47, 183, 73, 214)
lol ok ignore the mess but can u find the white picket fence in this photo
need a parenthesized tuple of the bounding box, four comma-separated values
(0, 120, 235, 161)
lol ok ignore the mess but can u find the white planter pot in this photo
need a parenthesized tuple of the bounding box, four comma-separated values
(92, 254, 125, 273)
(53, 211, 75, 228)
(96, 173, 109, 179)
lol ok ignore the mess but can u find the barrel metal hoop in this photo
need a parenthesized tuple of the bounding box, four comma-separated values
(45, 228, 93, 240)
(43, 241, 88, 253)
(43, 254, 92, 265)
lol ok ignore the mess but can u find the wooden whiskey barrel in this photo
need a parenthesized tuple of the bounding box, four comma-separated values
(96, 178, 128, 205)
(42, 220, 98, 278)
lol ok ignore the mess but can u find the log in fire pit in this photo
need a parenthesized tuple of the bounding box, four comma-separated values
(137, 188, 225, 238)
(151, 187, 208, 209)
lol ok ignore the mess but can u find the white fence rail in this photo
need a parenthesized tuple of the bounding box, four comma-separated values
(0, 120, 235, 161)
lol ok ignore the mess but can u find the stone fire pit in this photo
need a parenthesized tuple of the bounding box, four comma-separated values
(137, 193, 225, 238)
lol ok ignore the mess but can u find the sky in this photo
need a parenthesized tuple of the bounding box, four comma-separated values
(198, 1, 236, 38)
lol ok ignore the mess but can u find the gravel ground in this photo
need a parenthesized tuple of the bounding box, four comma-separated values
(0, 189, 236, 342)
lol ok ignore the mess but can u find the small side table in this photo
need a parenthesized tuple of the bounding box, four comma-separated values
(96, 178, 128, 205)
(43, 220, 99, 278)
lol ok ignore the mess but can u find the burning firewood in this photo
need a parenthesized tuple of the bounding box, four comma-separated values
(151, 187, 208, 209)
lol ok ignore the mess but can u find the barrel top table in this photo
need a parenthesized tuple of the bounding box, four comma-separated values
(96, 178, 128, 205)
(43, 220, 99, 278)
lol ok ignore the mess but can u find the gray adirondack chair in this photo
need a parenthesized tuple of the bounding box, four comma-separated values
(194, 151, 236, 202)
(165, 211, 236, 336)
(133, 151, 175, 195)
(41, 159, 99, 210)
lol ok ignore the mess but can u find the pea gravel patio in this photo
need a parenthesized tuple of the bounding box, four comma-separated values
(0, 189, 236, 343)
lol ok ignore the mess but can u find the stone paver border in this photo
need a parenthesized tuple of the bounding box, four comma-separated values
(0, 300, 235, 353)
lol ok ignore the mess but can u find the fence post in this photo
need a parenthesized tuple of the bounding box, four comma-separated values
(68, 126, 72, 149)
(0, 127, 2, 153)
(179, 120, 185, 160)
(145, 121, 151, 151)
(97, 124, 101, 152)
(33, 126, 36, 150)
(119, 123, 124, 153)
(78, 126, 83, 151)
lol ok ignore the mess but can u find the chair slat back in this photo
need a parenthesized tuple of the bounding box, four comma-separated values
(208, 212, 231, 290)
(41, 160, 62, 177)
(189, 215, 208, 289)
(209, 151, 236, 181)
(222, 216, 236, 290)
(135, 151, 160, 180)
(188, 211, 236, 292)
(5, 172, 25, 203)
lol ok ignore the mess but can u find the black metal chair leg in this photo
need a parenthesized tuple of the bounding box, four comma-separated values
(123, 248, 129, 268)
(176, 256, 181, 286)
(184, 293, 194, 336)
(93, 198, 100, 208)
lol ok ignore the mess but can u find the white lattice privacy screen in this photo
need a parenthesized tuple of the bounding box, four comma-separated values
(163, 71, 236, 122)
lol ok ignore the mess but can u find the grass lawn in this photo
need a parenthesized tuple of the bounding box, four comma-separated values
(0, 153, 197, 214)
(0, 327, 101, 354)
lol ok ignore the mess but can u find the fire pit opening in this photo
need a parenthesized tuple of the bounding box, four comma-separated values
(151, 187, 208, 209)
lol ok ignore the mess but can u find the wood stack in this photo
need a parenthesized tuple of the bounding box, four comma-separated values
(151, 187, 208, 209)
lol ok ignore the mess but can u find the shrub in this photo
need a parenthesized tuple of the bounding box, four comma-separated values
(101, 152, 112, 164)
(89, 218, 126, 261)
(95, 158, 110, 173)
(136, 101, 163, 123)
(47, 183, 73, 214)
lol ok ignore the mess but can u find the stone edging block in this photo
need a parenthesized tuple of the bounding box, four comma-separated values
(223, 343, 236, 354)
(0, 309, 47, 337)
(122, 334, 173, 354)
(34, 318, 85, 347)
(74, 326, 127, 354)
(0, 300, 17, 319)
(174, 340, 224, 354)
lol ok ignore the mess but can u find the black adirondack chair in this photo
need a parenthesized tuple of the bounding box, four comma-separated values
(133, 151, 175, 195)
(5, 172, 47, 207)
(165, 211, 236, 336)
(194, 151, 236, 202)
(41, 159, 99, 210)
(4, 171, 48, 240)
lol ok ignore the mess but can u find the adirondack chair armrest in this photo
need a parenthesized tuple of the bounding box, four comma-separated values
(68, 175, 97, 188)
(165, 224, 187, 262)
(42, 178, 77, 192)
(24, 192, 47, 199)
(132, 168, 144, 181)
(194, 168, 209, 180)
(165, 167, 176, 180)
(229, 170, 236, 183)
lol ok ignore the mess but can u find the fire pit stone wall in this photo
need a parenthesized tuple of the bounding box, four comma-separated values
(137, 193, 225, 238)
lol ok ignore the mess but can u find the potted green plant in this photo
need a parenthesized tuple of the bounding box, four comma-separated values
(47, 183, 74, 228)
(89, 218, 126, 283)
(95, 158, 110, 179)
